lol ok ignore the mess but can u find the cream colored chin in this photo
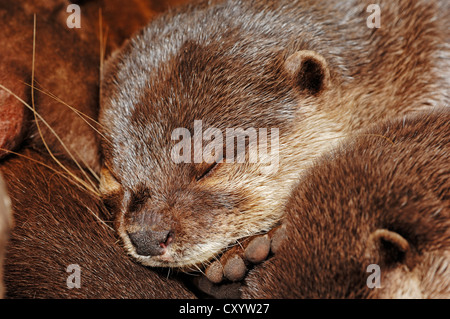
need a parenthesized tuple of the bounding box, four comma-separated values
(129, 249, 218, 268)
(121, 232, 225, 268)
(116, 213, 227, 268)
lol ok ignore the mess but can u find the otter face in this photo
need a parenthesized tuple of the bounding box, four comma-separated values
(100, 163, 259, 268)
(99, 11, 333, 268)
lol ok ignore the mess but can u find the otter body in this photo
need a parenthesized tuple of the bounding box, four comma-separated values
(100, 0, 449, 269)
(0, 173, 12, 298)
(0, 150, 195, 299)
(243, 109, 450, 298)
(0, 0, 101, 168)
(0, 0, 198, 298)
(0, 0, 181, 165)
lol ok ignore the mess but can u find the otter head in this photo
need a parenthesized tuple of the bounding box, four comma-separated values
(364, 217, 450, 299)
(99, 17, 332, 268)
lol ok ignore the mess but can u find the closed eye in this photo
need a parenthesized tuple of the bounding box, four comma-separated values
(196, 161, 220, 181)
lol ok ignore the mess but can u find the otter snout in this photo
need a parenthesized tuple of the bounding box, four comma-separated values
(128, 229, 174, 257)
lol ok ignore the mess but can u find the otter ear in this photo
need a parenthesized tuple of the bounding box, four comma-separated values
(284, 50, 330, 96)
(366, 229, 413, 267)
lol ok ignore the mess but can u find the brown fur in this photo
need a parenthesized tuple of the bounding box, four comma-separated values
(242, 108, 450, 298)
(0, 0, 101, 170)
(0, 0, 184, 169)
(99, 0, 449, 269)
(0, 65, 29, 159)
(79, 0, 190, 54)
(0, 149, 195, 298)
(0, 173, 12, 298)
(0, 0, 195, 299)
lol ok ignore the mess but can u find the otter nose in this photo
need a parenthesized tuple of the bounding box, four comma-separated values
(128, 229, 174, 257)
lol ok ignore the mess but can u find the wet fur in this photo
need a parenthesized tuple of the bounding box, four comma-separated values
(242, 108, 450, 298)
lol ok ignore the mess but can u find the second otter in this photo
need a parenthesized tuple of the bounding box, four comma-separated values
(0, 173, 12, 298)
(99, 0, 449, 268)
(242, 108, 450, 298)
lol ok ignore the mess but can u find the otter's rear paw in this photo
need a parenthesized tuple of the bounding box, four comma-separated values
(205, 225, 286, 285)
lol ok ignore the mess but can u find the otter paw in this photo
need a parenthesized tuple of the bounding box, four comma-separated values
(268, 223, 287, 254)
(193, 226, 286, 298)
(205, 225, 286, 285)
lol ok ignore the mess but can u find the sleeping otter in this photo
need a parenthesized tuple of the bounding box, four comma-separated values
(99, 0, 449, 270)
(242, 108, 450, 298)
